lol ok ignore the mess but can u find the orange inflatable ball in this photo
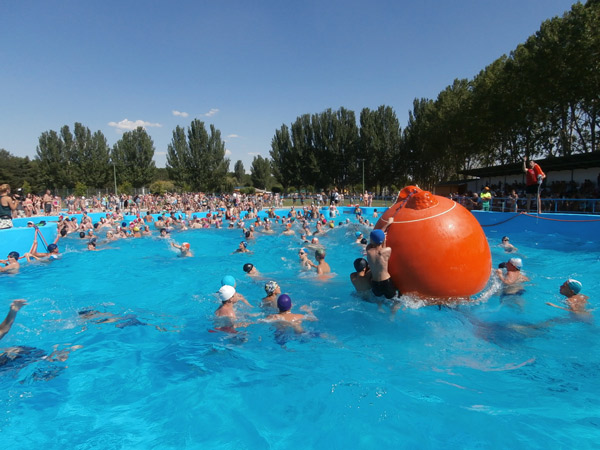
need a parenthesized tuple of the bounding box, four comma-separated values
(375, 186, 491, 302)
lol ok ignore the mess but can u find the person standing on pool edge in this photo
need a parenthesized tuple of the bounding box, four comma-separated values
(366, 218, 398, 299)
(523, 156, 545, 214)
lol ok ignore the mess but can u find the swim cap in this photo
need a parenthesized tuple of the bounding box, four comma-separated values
(508, 258, 522, 270)
(241, 241, 248, 248)
(360, 238, 368, 245)
(355, 231, 363, 237)
(122, 222, 127, 228)
(353, 258, 368, 272)
(133, 227, 140, 232)
(370, 229, 385, 245)
(8, 251, 19, 260)
(182, 242, 190, 249)
(277, 294, 292, 312)
(315, 249, 326, 259)
(566, 279, 582, 294)
(329, 222, 334, 228)
(47, 244, 58, 252)
(79, 231, 86, 238)
(217, 285, 236, 302)
(264, 281, 279, 295)
(243, 263, 254, 273)
(221, 275, 236, 287)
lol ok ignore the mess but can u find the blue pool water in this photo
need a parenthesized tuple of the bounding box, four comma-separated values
(1, 215, 599, 448)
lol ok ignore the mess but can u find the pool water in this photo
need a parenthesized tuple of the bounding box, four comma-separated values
(1, 218, 599, 448)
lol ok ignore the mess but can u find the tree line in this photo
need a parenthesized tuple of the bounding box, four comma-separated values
(2, 1, 596, 195)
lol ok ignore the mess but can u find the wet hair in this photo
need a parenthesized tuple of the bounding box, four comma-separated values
(60, 228, 68, 237)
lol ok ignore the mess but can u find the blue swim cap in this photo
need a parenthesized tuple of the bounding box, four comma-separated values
(355, 231, 363, 237)
(277, 294, 292, 312)
(566, 279, 582, 294)
(221, 275, 236, 287)
(370, 229, 385, 245)
(47, 244, 58, 252)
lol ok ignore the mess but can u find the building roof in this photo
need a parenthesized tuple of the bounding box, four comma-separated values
(460, 151, 600, 178)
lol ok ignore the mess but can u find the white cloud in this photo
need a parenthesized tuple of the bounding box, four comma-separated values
(226, 134, 239, 139)
(204, 108, 219, 117)
(172, 110, 189, 118)
(108, 119, 162, 131)
(225, 149, 232, 156)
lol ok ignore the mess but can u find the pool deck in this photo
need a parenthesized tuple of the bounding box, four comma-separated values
(2, 207, 599, 260)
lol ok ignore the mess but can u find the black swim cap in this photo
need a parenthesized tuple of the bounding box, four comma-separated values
(8, 251, 19, 260)
(353, 258, 368, 272)
(47, 244, 58, 252)
(243, 263, 254, 273)
(79, 231, 86, 238)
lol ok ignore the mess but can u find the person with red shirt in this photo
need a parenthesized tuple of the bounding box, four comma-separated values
(523, 157, 545, 213)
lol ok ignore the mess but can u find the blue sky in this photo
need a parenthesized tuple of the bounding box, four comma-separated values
(1, 0, 577, 171)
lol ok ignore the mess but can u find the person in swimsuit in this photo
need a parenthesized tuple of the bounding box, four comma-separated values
(366, 218, 398, 299)
(261, 281, 281, 309)
(0, 252, 21, 274)
(546, 279, 590, 316)
(262, 294, 317, 334)
(350, 258, 372, 299)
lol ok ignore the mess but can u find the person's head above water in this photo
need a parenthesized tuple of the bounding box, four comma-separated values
(217, 285, 236, 303)
(508, 258, 522, 270)
(315, 249, 326, 260)
(277, 294, 292, 312)
(182, 242, 190, 250)
(221, 275, 236, 287)
(563, 279, 582, 295)
(264, 281, 279, 296)
(7, 251, 19, 260)
(47, 244, 58, 253)
(355, 231, 363, 238)
(370, 229, 385, 245)
(243, 263, 254, 273)
(353, 258, 368, 272)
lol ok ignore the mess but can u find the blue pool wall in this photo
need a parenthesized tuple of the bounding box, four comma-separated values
(2, 207, 599, 262)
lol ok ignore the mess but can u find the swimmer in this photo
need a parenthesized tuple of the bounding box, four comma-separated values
(0, 252, 20, 273)
(298, 248, 313, 270)
(26, 231, 61, 259)
(159, 228, 169, 238)
(496, 258, 529, 286)
(87, 239, 98, 251)
(171, 241, 193, 257)
(350, 258, 372, 295)
(261, 281, 281, 308)
(313, 249, 331, 275)
(0, 299, 27, 340)
(78, 309, 166, 331)
(546, 279, 590, 315)
(262, 294, 317, 334)
(354, 231, 364, 244)
(282, 223, 295, 236)
(306, 237, 323, 251)
(242, 263, 260, 277)
(214, 285, 248, 332)
(233, 241, 251, 254)
(366, 220, 398, 299)
(499, 236, 518, 253)
(221, 275, 252, 307)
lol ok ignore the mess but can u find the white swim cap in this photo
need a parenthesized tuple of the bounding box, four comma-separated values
(217, 285, 236, 302)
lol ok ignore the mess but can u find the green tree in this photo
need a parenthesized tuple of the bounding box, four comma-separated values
(250, 155, 271, 190)
(234, 160, 245, 185)
(111, 127, 156, 188)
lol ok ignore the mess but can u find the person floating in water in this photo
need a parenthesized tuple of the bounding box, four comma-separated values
(78, 309, 166, 331)
(171, 241, 193, 257)
(350, 258, 372, 299)
(496, 258, 529, 287)
(261, 281, 281, 309)
(366, 219, 398, 299)
(499, 236, 518, 253)
(221, 275, 253, 307)
(233, 241, 251, 254)
(0, 252, 20, 274)
(263, 294, 317, 334)
(0, 299, 26, 340)
(243, 263, 260, 277)
(213, 285, 250, 333)
(546, 279, 590, 316)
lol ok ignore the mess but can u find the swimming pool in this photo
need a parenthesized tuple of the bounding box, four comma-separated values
(1, 212, 599, 448)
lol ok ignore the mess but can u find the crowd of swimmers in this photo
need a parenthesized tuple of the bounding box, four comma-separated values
(0, 198, 592, 375)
